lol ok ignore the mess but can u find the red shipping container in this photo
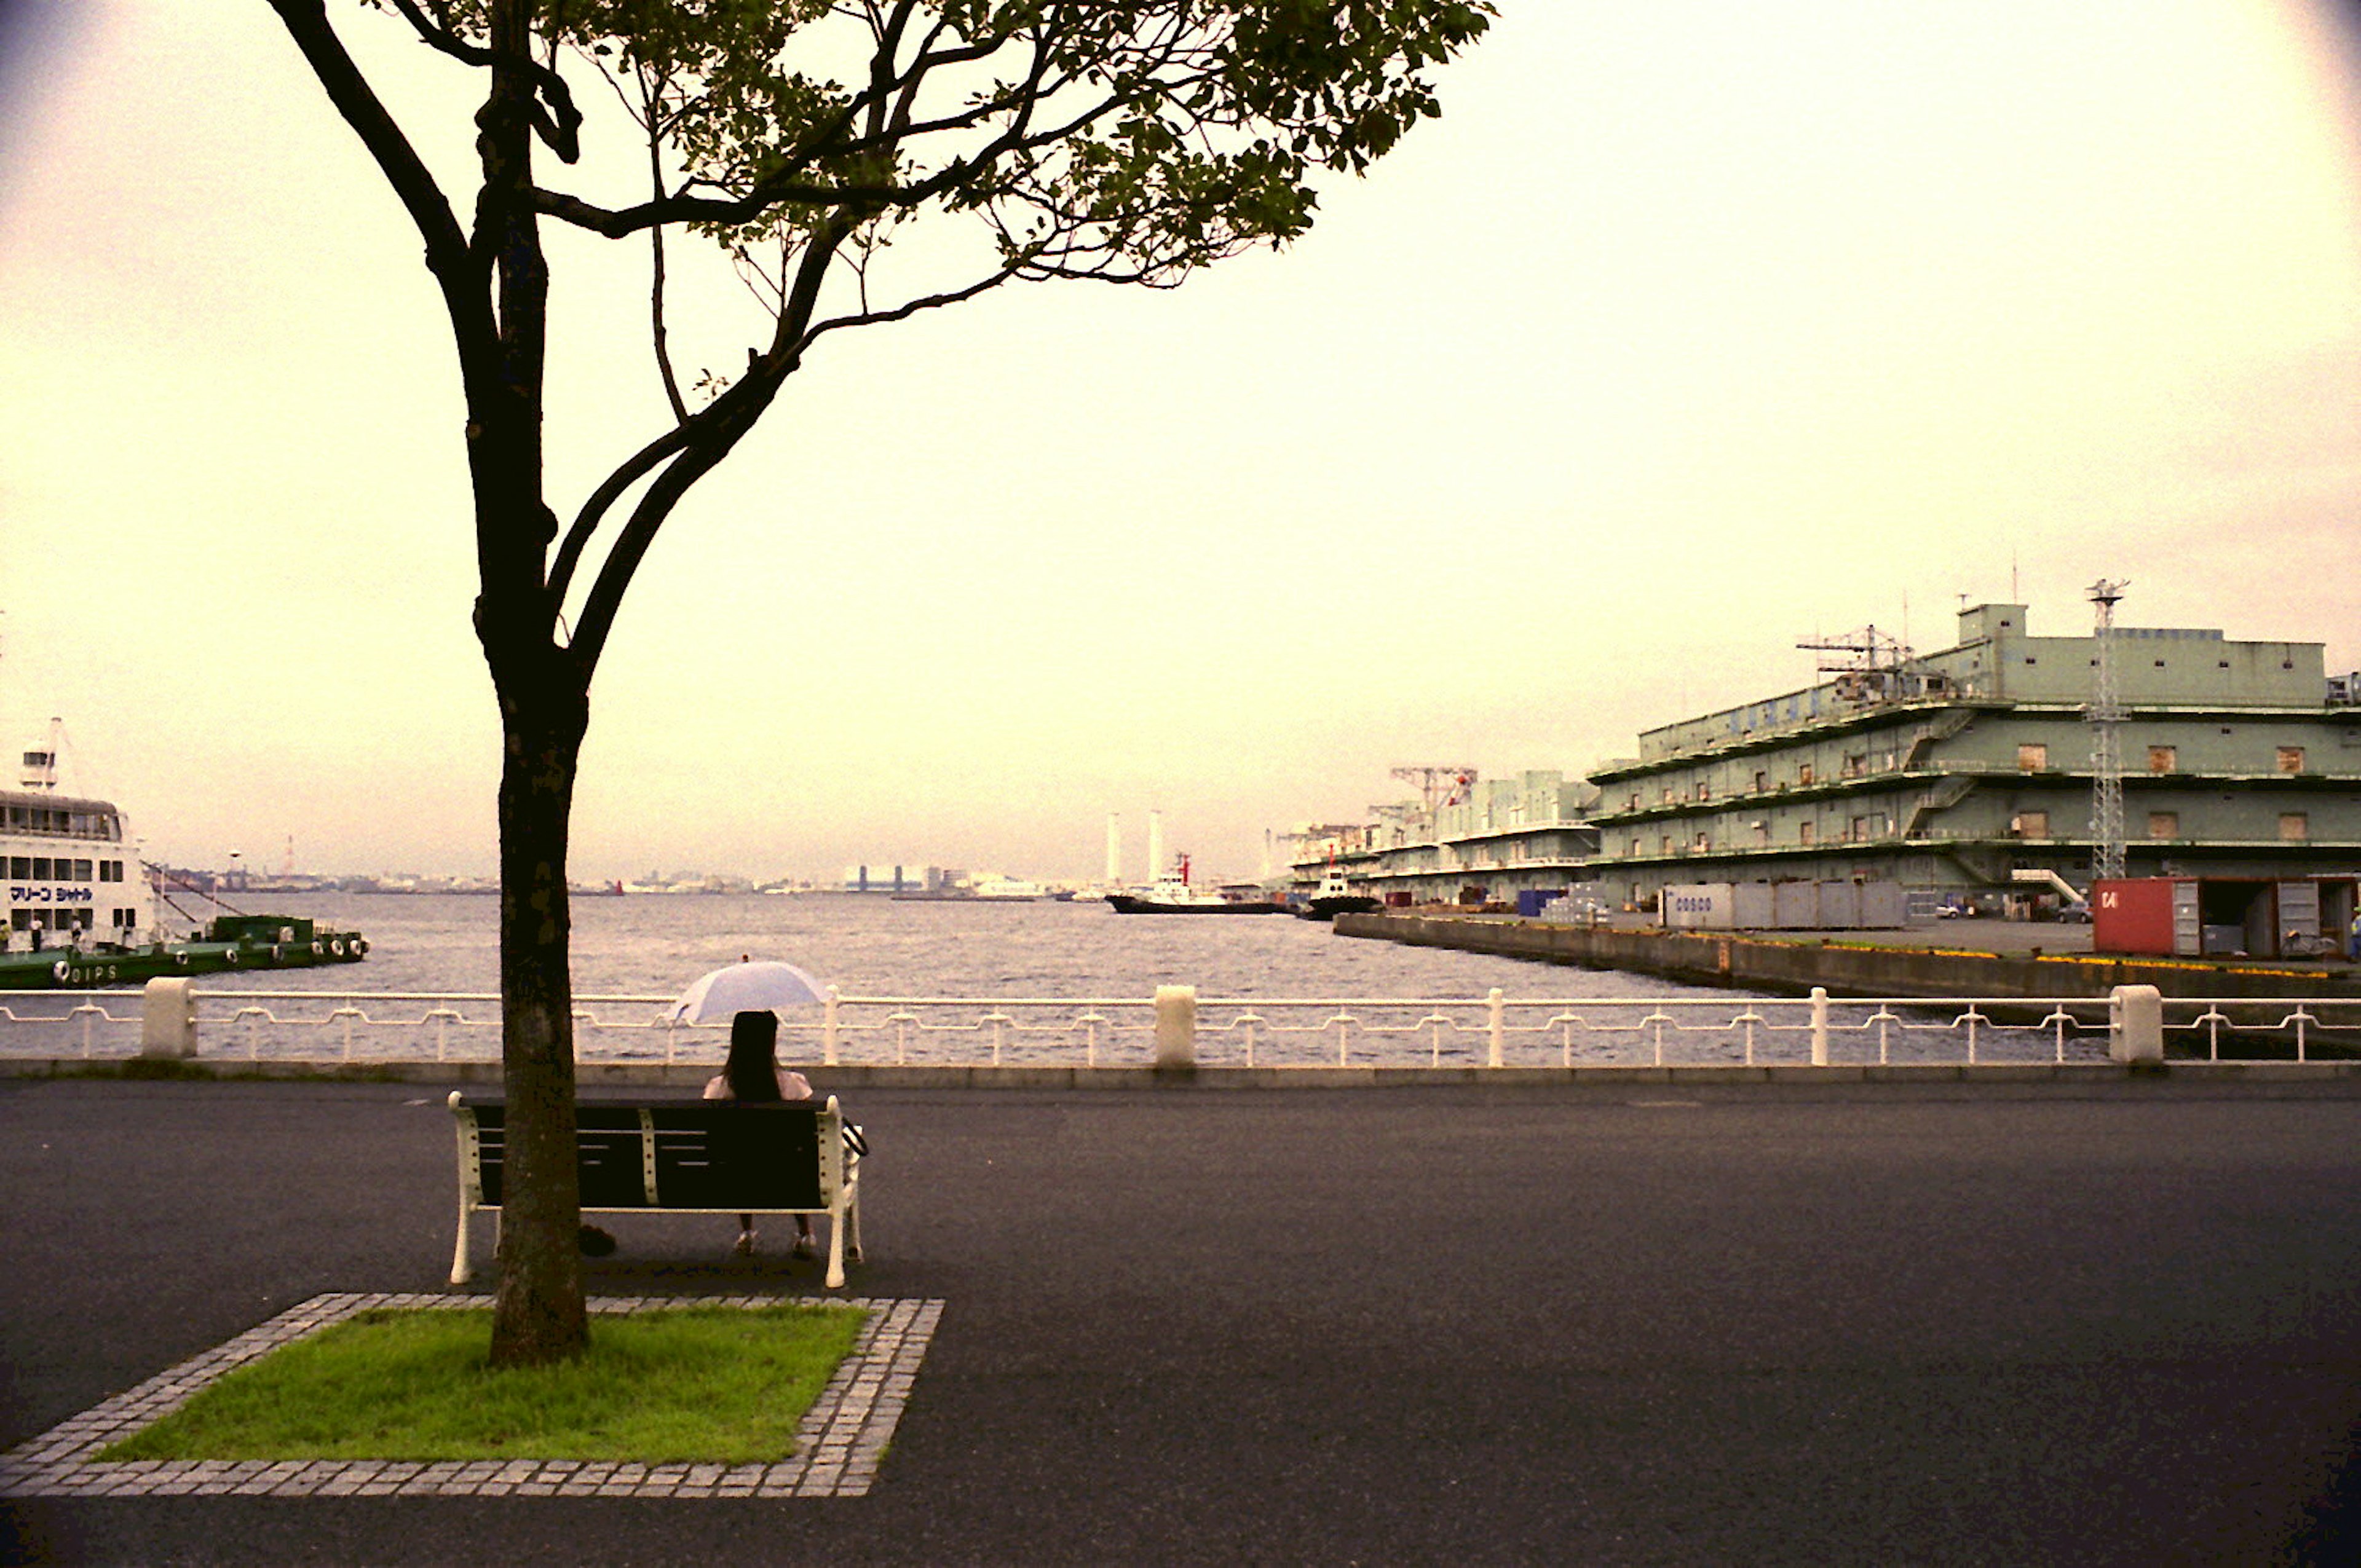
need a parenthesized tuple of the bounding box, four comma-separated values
(2092, 878, 2178, 955)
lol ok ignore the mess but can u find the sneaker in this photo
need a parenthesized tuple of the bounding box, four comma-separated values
(732, 1229, 758, 1257)
(578, 1224, 617, 1257)
(790, 1232, 815, 1261)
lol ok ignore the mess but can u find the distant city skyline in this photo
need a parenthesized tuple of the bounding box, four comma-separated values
(2, 2, 2355, 883)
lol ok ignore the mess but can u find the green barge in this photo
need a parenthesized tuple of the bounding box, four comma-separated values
(0, 915, 368, 990)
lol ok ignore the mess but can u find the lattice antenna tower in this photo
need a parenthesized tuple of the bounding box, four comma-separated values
(2087, 578, 2129, 883)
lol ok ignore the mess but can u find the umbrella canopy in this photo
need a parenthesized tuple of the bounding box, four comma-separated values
(667, 959, 830, 1024)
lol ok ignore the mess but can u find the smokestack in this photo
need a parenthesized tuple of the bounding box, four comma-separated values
(1147, 811, 1164, 882)
(1105, 813, 1121, 884)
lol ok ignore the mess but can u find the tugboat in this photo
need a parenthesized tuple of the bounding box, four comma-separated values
(1296, 862, 1381, 921)
(0, 727, 367, 989)
(1107, 854, 1286, 915)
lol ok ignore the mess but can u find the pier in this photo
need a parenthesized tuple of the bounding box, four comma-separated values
(1337, 910, 2361, 1004)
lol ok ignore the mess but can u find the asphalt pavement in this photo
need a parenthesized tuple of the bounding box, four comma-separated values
(7, 1075, 2361, 1566)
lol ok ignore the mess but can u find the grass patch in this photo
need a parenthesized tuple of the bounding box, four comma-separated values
(100, 1304, 868, 1464)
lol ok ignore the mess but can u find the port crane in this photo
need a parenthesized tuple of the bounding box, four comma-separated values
(1795, 626, 1918, 706)
(1390, 766, 1477, 810)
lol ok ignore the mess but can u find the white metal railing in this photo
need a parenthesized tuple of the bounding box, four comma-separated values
(2, 985, 2357, 1070)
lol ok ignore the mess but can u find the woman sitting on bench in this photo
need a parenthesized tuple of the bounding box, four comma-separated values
(706, 1009, 817, 1259)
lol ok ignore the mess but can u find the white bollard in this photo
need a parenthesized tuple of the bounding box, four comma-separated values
(141, 977, 197, 1058)
(1486, 988, 1505, 1069)
(1153, 985, 1196, 1070)
(1809, 987, 1830, 1067)
(2110, 984, 2164, 1064)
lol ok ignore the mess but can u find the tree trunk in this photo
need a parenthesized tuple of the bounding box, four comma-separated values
(487, 688, 589, 1366)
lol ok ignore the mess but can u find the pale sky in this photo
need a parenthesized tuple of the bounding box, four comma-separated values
(2, 2, 2356, 883)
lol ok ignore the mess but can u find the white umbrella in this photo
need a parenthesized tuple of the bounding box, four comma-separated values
(666, 959, 830, 1024)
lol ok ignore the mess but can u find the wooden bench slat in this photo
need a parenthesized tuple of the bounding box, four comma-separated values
(446, 1093, 864, 1288)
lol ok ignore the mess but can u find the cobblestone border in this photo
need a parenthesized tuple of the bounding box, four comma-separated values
(0, 1291, 941, 1500)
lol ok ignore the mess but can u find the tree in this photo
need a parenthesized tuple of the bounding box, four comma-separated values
(265, 0, 1492, 1365)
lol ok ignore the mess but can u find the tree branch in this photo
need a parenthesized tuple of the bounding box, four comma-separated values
(640, 67, 689, 424)
(386, 0, 582, 161)
(799, 262, 1027, 350)
(265, 0, 490, 359)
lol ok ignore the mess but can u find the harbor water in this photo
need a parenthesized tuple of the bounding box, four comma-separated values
(72, 896, 2140, 1068)
(175, 891, 1735, 1003)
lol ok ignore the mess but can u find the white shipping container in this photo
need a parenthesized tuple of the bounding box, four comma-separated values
(1662, 883, 1738, 929)
(1731, 882, 1776, 928)
(1858, 881, 1908, 929)
(1772, 881, 1819, 928)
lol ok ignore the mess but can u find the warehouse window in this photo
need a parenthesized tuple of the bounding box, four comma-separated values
(2147, 811, 2178, 839)
(2014, 811, 2049, 840)
(1798, 821, 1816, 846)
(2017, 743, 2048, 771)
(2277, 746, 2306, 773)
(1797, 762, 1815, 786)
(2280, 813, 2309, 841)
(2147, 746, 2175, 773)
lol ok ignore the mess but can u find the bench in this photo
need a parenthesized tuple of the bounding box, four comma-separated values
(446, 1092, 866, 1289)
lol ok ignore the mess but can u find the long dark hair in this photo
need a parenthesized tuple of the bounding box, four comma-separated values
(723, 1009, 782, 1101)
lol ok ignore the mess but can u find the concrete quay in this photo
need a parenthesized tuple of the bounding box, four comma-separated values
(9, 1075, 2361, 1564)
(1340, 911, 2361, 1003)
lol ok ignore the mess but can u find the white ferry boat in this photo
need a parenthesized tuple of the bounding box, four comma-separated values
(1, 740, 154, 955)
(0, 734, 367, 988)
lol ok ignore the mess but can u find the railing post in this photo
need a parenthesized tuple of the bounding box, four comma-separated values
(2110, 984, 2163, 1064)
(1486, 988, 1505, 1069)
(823, 985, 840, 1068)
(1153, 985, 1197, 1070)
(1809, 987, 1829, 1067)
(140, 977, 197, 1060)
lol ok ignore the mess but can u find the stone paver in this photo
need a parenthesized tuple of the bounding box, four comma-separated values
(0, 1291, 939, 1501)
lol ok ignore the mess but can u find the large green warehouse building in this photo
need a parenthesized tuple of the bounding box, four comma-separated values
(1583, 600, 2361, 910)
